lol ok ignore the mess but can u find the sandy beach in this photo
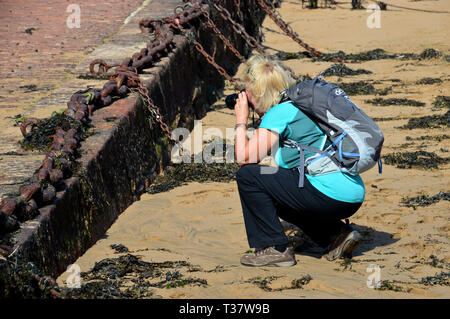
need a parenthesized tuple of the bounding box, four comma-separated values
(57, 0, 449, 298)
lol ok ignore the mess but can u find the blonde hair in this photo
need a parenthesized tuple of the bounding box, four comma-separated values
(243, 54, 294, 114)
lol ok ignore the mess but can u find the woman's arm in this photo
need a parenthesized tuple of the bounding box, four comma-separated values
(234, 92, 280, 166)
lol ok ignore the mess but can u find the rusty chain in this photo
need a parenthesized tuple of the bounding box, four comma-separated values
(2, 3, 209, 249)
(257, 0, 323, 58)
(256, 0, 351, 63)
(5, 0, 341, 255)
(170, 19, 244, 92)
(207, 1, 266, 54)
(203, 1, 299, 80)
(5, 0, 319, 238)
(3, 0, 359, 294)
(200, 9, 246, 64)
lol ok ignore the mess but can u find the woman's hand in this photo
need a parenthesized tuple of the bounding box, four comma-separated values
(235, 91, 249, 124)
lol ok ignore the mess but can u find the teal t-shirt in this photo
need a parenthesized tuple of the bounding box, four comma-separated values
(259, 101, 365, 203)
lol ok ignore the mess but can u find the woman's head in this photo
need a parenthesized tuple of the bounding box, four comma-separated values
(243, 54, 294, 114)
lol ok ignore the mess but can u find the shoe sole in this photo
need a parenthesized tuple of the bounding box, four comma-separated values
(326, 231, 362, 261)
(241, 260, 297, 267)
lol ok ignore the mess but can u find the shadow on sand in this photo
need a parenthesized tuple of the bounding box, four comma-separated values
(294, 224, 400, 259)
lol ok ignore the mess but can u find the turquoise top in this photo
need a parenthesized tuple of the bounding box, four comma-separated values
(259, 101, 365, 203)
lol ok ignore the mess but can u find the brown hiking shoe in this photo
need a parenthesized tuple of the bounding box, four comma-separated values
(240, 246, 296, 267)
(325, 222, 362, 261)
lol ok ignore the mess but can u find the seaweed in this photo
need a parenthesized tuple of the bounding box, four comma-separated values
(405, 135, 450, 142)
(382, 151, 450, 169)
(110, 244, 129, 254)
(273, 275, 312, 291)
(418, 255, 450, 270)
(146, 162, 239, 194)
(274, 51, 311, 61)
(432, 96, 450, 109)
(245, 276, 282, 292)
(418, 48, 442, 60)
(419, 271, 450, 286)
(317, 49, 397, 62)
(24, 27, 37, 35)
(365, 98, 425, 107)
(65, 252, 207, 299)
(245, 274, 312, 292)
(0, 256, 64, 298)
(19, 111, 90, 151)
(416, 78, 443, 85)
(19, 84, 39, 92)
(338, 81, 391, 96)
(372, 116, 405, 122)
(376, 280, 408, 292)
(339, 81, 376, 95)
(314, 48, 443, 62)
(320, 64, 372, 77)
(401, 192, 450, 209)
(297, 74, 313, 82)
(398, 111, 449, 129)
(77, 73, 110, 80)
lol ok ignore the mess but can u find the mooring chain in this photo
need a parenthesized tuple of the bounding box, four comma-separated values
(170, 20, 244, 92)
(207, 1, 266, 54)
(259, 0, 355, 63)
(200, 9, 247, 64)
(233, 0, 244, 22)
(133, 82, 181, 148)
(256, 0, 323, 58)
(1, 4, 203, 237)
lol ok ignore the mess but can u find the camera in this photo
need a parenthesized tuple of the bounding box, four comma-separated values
(225, 89, 253, 109)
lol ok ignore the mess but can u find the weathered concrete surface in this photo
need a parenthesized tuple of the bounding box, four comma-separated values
(1, 0, 265, 279)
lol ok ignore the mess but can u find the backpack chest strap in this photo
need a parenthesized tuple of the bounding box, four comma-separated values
(282, 139, 334, 187)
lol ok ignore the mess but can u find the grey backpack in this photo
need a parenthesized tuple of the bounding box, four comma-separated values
(280, 77, 384, 187)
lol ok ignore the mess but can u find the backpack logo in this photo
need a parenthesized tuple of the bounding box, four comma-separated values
(334, 88, 344, 96)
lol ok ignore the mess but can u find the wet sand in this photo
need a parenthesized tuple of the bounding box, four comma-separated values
(57, 0, 449, 298)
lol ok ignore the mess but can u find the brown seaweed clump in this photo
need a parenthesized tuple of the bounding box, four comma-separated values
(245, 274, 312, 292)
(65, 253, 207, 299)
(274, 51, 311, 61)
(320, 64, 372, 77)
(416, 78, 443, 85)
(418, 48, 442, 60)
(19, 111, 90, 151)
(77, 73, 110, 80)
(432, 96, 450, 109)
(315, 48, 443, 62)
(317, 49, 397, 62)
(372, 116, 406, 122)
(401, 192, 450, 209)
(405, 135, 450, 142)
(338, 81, 391, 96)
(146, 162, 239, 194)
(419, 272, 450, 286)
(382, 151, 450, 169)
(399, 111, 449, 129)
(365, 98, 425, 107)
(376, 280, 408, 292)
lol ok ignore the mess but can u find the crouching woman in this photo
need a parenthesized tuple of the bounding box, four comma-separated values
(234, 54, 365, 267)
